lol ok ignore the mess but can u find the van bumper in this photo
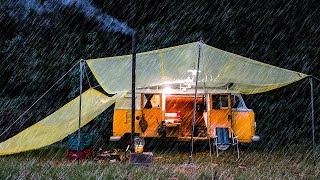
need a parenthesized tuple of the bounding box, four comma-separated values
(109, 136, 121, 141)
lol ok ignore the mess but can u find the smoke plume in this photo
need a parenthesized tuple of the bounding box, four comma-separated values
(3, 0, 135, 35)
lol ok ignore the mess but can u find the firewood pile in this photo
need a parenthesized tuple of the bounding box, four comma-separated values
(93, 148, 128, 163)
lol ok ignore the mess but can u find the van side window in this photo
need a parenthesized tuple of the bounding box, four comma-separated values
(212, 95, 220, 109)
(232, 95, 240, 108)
(220, 95, 228, 108)
(212, 95, 228, 109)
(232, 95, 245, 109)
(144, 94, 160, 108)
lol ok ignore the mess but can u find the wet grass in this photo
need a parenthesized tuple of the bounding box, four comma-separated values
(0, 144, 319, 179)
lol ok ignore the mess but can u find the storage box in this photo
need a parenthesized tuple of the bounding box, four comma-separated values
(129, 152, 153, 165)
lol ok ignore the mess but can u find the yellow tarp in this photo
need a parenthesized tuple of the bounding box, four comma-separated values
(87, 42, 307, 94)
(0, 88, 115, 155)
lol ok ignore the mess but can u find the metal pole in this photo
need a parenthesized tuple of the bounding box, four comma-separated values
(131, 32, 137, 144)
(77, 59, 84, 164)
(309, 76, 316, 165)
(189, 41, 202, 164)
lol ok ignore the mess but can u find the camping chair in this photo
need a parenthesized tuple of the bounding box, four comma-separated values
(213, 127, 239, 159)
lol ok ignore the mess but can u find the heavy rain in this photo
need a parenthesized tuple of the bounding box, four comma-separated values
(0, 0, 319, 179)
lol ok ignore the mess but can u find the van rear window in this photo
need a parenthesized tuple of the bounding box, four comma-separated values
(143, 94, 160, 108)
(212, 95, 228, 109)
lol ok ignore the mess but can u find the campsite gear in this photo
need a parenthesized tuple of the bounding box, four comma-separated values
(131, 32, 137, 144)
(87, 41, 306, 146)
(0, 89, 116, 155)
(135, 145, 143, 153)
(134, 137, 145, 153)
(67, 148, 93, 160)
(86, 42, 307, 94)
(129, 152, 153, 165)
(309, 76, 316, 165)
(213, 127, 239, 158)
(157, 123, 166, 138)
(0, 41, 316, 166)
(77, 59, 85, 163)
(93, 149, 122, 162)
(67, 133, 93, 151)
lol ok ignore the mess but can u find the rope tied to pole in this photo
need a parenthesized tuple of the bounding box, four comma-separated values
(83, 63, 92, 88)
(0, 62, 78, 138)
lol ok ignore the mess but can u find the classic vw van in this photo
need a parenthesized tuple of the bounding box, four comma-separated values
(110, 86, 260, 149)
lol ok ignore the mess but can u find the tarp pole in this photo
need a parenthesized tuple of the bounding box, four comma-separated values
(78, 59, 84, 164)
(131, 32, 137, 144)
(189, 41, 202, 164)
(309, 76, 316, 165)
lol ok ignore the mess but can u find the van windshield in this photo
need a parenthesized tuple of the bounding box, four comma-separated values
(232, 95, 246, 109)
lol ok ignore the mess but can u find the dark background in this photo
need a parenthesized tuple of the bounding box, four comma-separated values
(0, 0, 319, 149)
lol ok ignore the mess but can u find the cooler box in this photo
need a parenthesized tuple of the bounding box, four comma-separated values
(66, 148, 93, 160)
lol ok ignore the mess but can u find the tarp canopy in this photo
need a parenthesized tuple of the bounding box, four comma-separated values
(0, 89, 115, 155)
(87, 42, 307, 94)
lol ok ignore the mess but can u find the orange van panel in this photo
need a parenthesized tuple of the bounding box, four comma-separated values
(232, 111, 255, 143)
(140, 108, 162, 137)
(113, 110, 142, 137)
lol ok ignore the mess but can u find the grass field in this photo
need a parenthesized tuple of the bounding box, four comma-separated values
(0, 143, 319, 179)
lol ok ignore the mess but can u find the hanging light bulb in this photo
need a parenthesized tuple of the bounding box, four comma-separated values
(163, 87, 172, 94)
(187, 69, 201, 76)
(185, 76, 193, 83)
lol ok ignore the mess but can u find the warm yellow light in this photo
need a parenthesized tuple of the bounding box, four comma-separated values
(185, 76, 193, 83)
(163, 87, 172, 94)
(188, 69, 201, 76)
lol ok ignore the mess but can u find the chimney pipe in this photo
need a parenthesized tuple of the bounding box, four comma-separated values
(131, 31, 137, 143)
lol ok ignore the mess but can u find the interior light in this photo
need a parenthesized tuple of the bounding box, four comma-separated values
(188, 69, 201, 76)
(185, 76, 193, 83)
(163, 81, 182, 85)
(163, 87, 172, 94)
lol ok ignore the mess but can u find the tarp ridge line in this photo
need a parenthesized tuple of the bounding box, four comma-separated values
(86, 42, 197, 62)
(204, 44, 309, 76)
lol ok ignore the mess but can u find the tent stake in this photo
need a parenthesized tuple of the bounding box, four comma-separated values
(309, 76, 316, 165)
(131, 32, 137, 144)
(78, 59, 84, 164)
